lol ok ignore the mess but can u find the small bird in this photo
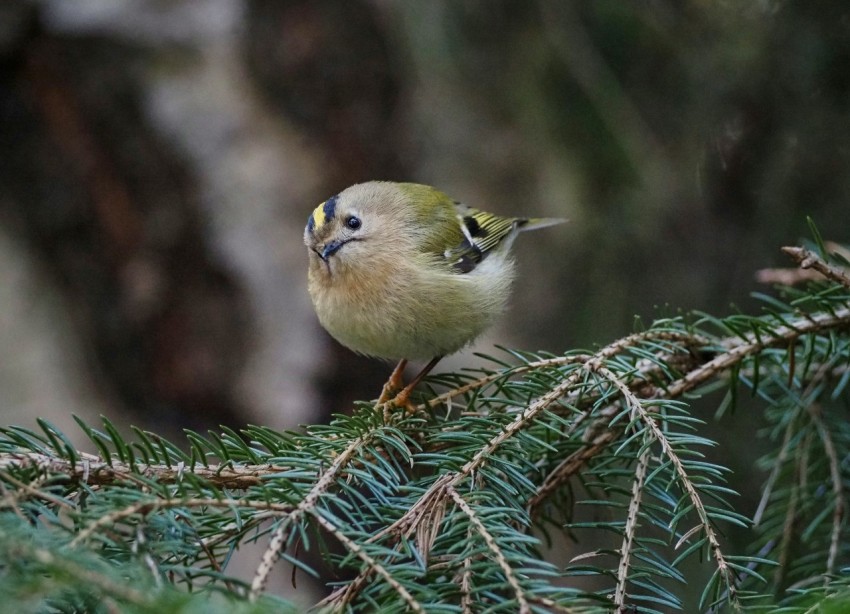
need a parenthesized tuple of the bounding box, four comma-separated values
(304, 181, 565, 408)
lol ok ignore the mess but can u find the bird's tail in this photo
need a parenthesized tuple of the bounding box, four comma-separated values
(518, 217, 568, 232)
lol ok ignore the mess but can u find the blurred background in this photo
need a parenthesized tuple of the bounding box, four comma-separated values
(1, 0, 849, 605)
(2, 0, 849, 437)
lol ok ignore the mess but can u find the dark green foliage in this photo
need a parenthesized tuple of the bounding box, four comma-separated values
(0, 240, 849, 612)
(0, 514, 291, 614)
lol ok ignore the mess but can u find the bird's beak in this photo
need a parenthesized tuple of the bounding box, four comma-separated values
(320, 240, 344, 261)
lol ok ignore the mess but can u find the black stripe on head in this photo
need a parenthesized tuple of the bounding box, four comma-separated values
(323, 195, 338, 223)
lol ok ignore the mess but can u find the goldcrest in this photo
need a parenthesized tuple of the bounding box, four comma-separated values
(304, 181, 564, 401)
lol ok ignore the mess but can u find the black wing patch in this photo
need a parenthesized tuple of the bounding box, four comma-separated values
(463, 215, 481, 237)
(447, 209, 522, 273)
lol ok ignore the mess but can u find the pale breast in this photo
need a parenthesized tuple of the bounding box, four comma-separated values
(308, 252, 515, 360)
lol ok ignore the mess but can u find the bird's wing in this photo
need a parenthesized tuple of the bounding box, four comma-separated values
(444, 207, 520, 273)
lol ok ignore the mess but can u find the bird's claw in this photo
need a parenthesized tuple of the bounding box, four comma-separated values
(380, 386, 418, 422)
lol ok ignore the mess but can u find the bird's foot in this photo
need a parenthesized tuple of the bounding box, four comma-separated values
(380, 385, 419, 422)
(378, 359, 408, 404)
(377, 356, 443, 422)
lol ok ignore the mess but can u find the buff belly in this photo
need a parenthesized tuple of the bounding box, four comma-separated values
(308, 254, 515, 361)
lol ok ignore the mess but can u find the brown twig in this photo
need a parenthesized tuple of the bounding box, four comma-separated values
(613, 437, 650, 611)
(756, 242, 850, 287)
(781, 246, 850, 289)
(0, 451, 281, 489)
(459, 528, 474, 614)
(755, 267, 823, 286)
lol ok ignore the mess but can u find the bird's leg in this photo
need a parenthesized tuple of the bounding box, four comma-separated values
(390, 355, 443, 411)
(378, 358, 408, 404)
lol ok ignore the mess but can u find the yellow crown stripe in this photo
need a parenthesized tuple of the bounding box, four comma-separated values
(311, 202, 328, 229)
(310, 195, 338, 231)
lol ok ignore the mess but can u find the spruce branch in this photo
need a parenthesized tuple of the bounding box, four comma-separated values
(315, 570, 370, 611)
(0, 449, 279, 488)
(527, 405, 619, 517)
(0, 240, 848, 611)
(249, 432, 373, 600)
(613, 437, 650, 611)
(757, 241, 850, 287)
(459, 526, 474, 613)
(311, 509, 425, 613)
(447, 485, 531, 614)
(0, 468, 73, 511)
(665, 306, 850, 400)
(776, 439, 804, 593)
(364, 338, 600, 551)
(70, 496, 293, 548)
(420, 353, 592, 412)
(753, 415, 797, 527)
(411, 329, 705, 532)
(594, 364, 741, 610)
(809, 404, 844, 580)
(6, 538, 150, 605)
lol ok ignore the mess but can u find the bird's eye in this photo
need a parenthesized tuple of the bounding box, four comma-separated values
(345, 215, 362, 230)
